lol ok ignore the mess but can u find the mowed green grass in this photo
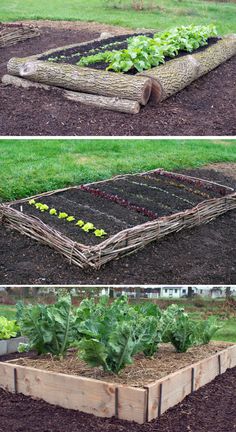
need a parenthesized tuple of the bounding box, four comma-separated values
(0, 302, 235, 342)
(0, 0, 235, 35)
(0, 139, 236, 202)
(0, 304, 17, 320)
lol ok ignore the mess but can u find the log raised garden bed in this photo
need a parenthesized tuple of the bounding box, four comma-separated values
(0, 168, 236, 270)
(0, 343, 236, 424)
(2, 31, 236, 113)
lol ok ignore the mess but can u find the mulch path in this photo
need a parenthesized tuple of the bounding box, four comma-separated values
(0, 167, 235, 285)
(0, 366, 235, 431)
(0, 25, 236, 136)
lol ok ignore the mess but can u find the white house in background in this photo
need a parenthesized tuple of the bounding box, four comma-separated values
(101, 286, 236, 299)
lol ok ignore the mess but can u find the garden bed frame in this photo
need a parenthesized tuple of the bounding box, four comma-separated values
(0, 344, 236, 424)
(0, 337, 28, 356)
(0, 168, 235, 270)
(2, 33, 236, 113)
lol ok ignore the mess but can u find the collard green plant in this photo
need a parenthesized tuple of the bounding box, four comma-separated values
(0, 317, 19, 340)
(75, 296, 161, 373)
(196, 316, 221, 345)
(16, 295, 76, 356)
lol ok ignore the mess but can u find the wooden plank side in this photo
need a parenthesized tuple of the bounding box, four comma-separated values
(195, 353, 219, 390)
(227, 344, 236, 368)
(160, 365, 192, 415)
(118, 386, 147, 424)
(15, 365, 116, 418)
(0, 362, 15, 392)
(146, 365, 193, 421)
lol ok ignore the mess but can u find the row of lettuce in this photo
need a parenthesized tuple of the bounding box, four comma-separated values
(0, 295, 221, 374)
(78, 24, 218, 72)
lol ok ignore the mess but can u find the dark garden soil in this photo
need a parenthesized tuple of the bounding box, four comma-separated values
(2, 342, 231, 387)
(0, 167, 235, 285)
(40, 34, 219, 73)
(0, 366, 236, 432)
(0, 25, 236, 136)
(11, 171, 224, 246)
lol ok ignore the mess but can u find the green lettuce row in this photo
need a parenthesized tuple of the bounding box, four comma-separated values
(78, 24, 217, 73)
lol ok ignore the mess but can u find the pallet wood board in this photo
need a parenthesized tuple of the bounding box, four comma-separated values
(0, 344, 236, 424)
(0, 169, 235, 270)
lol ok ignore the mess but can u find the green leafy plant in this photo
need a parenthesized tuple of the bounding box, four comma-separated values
(58, 212, 68, 219)
(196, 317, 221, 345)
(75, 296, 160, 373)
(78, 24, 217, 73)
(49, 208, 57, 215)
(28, 201, 108, 238)
(66, 216, 75, 222)
(0, 317, 19, 340)
(16, 295, 77, 356)
(160, 304, 197, 352)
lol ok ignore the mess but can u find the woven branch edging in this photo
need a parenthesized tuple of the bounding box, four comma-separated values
(0, 169, 235, 269)
(0, 344, 236, 424)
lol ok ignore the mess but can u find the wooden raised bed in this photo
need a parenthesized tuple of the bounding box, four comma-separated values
(0, 336, 28, 356)
(2, 33, 236, 113)
(0, 168, 235, 270)
(0, 344, 236, 424)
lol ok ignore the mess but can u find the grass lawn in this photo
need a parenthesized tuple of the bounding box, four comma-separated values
(0, 139, 236, 202)
(0, 0, 235, 35)
(0, 304, 17, 320)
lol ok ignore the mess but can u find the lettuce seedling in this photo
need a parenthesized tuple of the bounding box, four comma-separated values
(67, 216, 75, 222)
(76, 220, 85, 227)
(28, 199, 36, 205)
(49, 208, 57, 216)
(94, 229, 107, 237)
(58, 212, 68, 219)
(82, 222, 95, 232)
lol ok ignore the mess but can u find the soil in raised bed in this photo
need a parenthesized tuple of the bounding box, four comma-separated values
(0, 26, 235, 136)
(11, 171, 229, 246)
(0, 167, 235, 284)
(0, 366, 236, 432)
(40, 34, 220, 75)
(4, 341, 232, 387)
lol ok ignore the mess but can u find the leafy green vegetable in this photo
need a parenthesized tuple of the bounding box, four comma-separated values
(49, 208, 57, 215)
(78, 24, 217, 73)
(75, 296, 160, 373)
(66, 216, 75, 222)
(196, 317, 221, 345)
(58, 212, 68, 219)
(82, 222, 95, 232)
(16, 295, 76, 356)
(0, 317, 19, 340)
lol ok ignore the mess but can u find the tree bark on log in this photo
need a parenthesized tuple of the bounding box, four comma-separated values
(139, 35, 236, 103)
(0, 26, 40, 47)
(7, 58, 153, 105)
(2, 74, 140, 114)
(63, 90, 140, 114)
(2, 74, 51, 91)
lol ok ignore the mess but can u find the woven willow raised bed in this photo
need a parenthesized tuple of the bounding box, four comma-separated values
(2, 33, 236, 113)
(1, 169, 235, 270)
(1, 344, 236, 423)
